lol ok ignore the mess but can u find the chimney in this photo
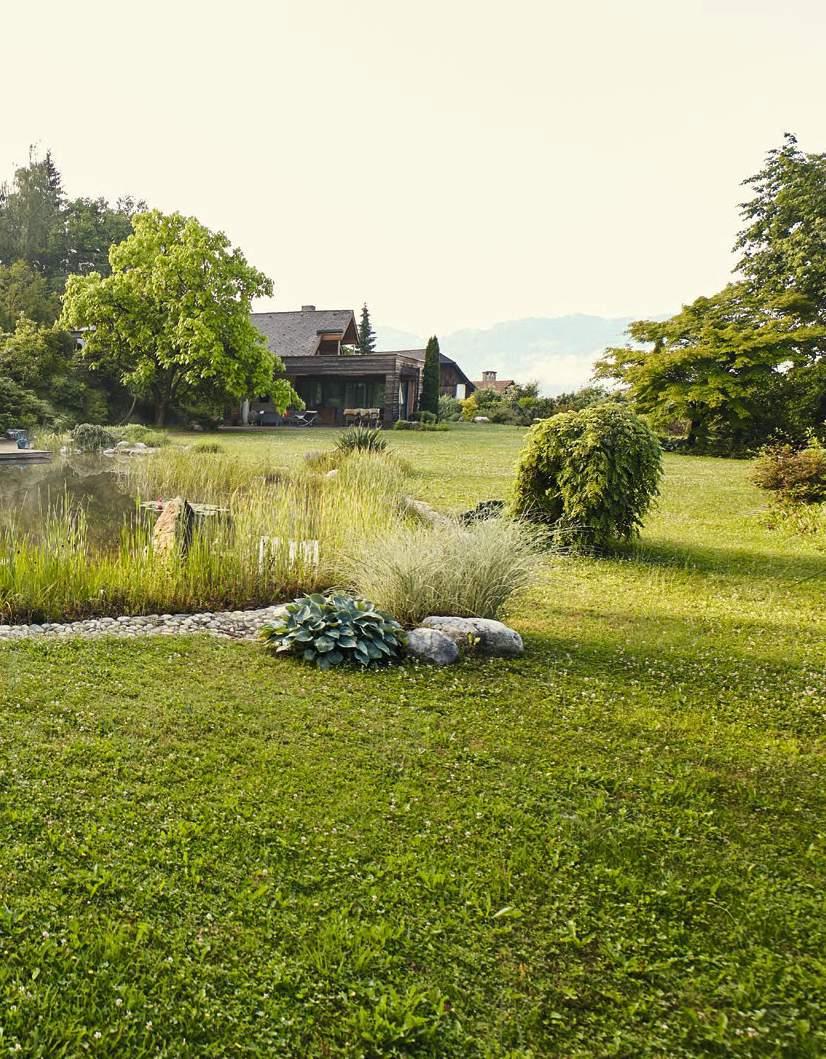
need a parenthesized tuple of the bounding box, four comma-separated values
(482, 370, 497, 384)
(301, 304, 316, 311)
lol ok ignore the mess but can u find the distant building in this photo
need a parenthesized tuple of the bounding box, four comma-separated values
(235, 306, 475, 427)
(473, 370, 515, 393)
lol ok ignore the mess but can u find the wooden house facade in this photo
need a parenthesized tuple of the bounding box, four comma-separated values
(234, 307, 474, 427)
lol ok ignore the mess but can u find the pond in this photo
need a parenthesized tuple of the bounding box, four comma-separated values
(0, 456, 143, 547)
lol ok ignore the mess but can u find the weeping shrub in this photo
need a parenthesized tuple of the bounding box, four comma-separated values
(510, 404, 662, 547)
(343, 517, 542, 625)
(71, 423, 117, 452)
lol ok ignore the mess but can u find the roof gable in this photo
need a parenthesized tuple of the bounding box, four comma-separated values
(252, 309, 358, 357)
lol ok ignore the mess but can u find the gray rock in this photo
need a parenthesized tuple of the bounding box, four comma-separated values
(420, 616, 524, 657)
(405, 627, 460, 665)
(404, 496, 451, 526)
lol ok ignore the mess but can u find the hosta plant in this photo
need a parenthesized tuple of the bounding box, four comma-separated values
(261, 592, 405, 669)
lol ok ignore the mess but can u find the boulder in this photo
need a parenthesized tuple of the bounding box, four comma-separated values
(460, 499, 505, 524)
(404, 496, 451, 526)
(153, 496, 195, 558)
(420, 616, 524, 657)
(405, 627, 460, 665)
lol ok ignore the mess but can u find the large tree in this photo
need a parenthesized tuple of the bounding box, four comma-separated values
(0, 149, 144, 299)
(0, 260, 59, 330)
(598, 135, 826, 448)
(61, 211, 296, 425)
(358, 302, 376, 353)
(420, 335, 441, 416)
(596, 284, 826, 448)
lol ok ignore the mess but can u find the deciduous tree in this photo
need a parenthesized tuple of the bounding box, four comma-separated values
(61, 211, 296, 426)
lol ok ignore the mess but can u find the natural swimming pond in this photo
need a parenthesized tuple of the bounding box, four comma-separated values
(0, 457, 142, 547)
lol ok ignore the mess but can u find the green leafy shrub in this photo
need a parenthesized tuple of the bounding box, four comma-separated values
(261, 592, 405, 669)
(437, 394, 462, 421)
(190, 440, 224, 454)
(335, 426, 387, 454)
(344, 517, 542, 625)
(70, 422, 117, 452)
(752, 441, 826, 503)
(118, 424, 171, 447)
(511, 404, 662, 546)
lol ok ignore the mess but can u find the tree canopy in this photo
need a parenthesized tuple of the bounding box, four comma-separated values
(598, 135, 826, 451)
(61, 211, 294, 426)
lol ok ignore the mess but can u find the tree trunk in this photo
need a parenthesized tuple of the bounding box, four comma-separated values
(154, 397, 167, 427)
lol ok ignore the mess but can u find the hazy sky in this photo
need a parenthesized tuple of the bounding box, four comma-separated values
(3, 0, 824, 336)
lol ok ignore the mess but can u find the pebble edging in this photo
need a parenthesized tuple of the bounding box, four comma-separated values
(0, 604, 289, 645)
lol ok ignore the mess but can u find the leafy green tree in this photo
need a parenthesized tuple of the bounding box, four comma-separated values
(736, 133, 826, 318)
(598, 136, 826, 449)
(0, 149, 65, 280)
(0, 375, 51, 432)
(420, 336, 441, 416)
(0, 261, 59, 329)
(358, 302, 375, 353)
(0, 317, 108, 425)
(0, 149, 143, 293)
(61, 210, 295, 426)
(62, 195, 145, 281)
(596, 284, 826, 449)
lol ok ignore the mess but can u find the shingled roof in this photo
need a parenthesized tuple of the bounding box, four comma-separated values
(251, 309, 358, 358)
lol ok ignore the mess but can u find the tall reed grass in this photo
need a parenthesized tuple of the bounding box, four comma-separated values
(0, 452, 413, 623)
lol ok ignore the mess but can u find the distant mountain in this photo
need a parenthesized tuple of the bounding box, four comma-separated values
(376, 314, 646, 395)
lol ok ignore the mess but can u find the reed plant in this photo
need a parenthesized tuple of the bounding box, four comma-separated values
(0, 451, 415, 623)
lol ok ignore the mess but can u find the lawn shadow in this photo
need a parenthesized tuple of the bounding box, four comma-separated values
(617, 537, 826, 586)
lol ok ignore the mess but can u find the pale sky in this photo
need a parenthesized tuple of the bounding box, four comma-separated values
(3, 0, 824, 336)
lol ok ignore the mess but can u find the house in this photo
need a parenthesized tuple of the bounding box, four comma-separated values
(236, 306, 474, 427)
(472, 370, 515, 393)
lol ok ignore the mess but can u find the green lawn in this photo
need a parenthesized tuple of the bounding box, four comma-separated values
(1, 427, 824, 1057)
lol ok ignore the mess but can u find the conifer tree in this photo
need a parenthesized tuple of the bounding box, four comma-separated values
(420, 335, 441, 416)
(358, 302, 375, 353)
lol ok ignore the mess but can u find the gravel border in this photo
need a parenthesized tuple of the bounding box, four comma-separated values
(0, 604, 289, 645)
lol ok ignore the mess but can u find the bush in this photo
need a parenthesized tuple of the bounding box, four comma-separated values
(344, 517, 542, 626)
(335, 427, 388, 454)
(118, 424, 170, 447)
(260, 592, 405, 669)
(460, 395, 479, 421)
(437, 395, 462, 421)
(511, 404, 662, 547)
(70, 422, 117, 452)
(0, 377, 53, 432)
(190, 441, 224, 454)
(752, 441, 826, 503)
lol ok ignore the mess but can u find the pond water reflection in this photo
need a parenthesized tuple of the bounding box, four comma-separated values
(0, 456, 143, 547)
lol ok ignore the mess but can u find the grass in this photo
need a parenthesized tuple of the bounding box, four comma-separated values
(0, 451, 411, 623)
(0, 427, 824, 1056)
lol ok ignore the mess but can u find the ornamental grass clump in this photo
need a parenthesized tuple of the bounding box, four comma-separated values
(510, 404, 662, 548)
(343, 516, 543, 626)
(260, 592, 405, 669)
